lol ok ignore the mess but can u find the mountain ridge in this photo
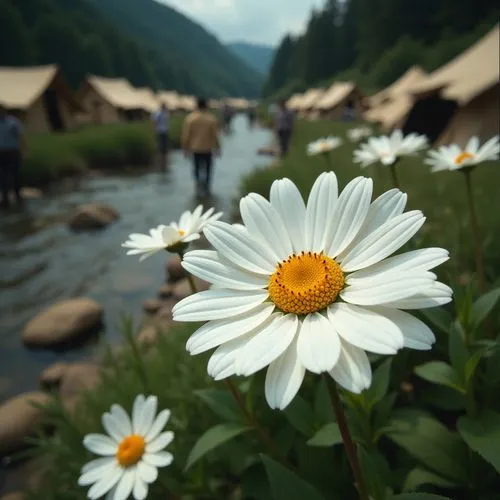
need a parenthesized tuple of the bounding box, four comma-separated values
(228, 41, 275, 76)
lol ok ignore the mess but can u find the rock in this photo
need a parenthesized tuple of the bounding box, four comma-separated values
(156, 299, 177, 321)
(22, 298, 103, 348)
(172, 277, 209, 301)
(39, 362, 70, 389)
(1, 456, 48, 493)
(59, 363, 102, 413)
(166, 255, 185, 282)
(20, 187, 43, 199)
(143, 299, 163, 314)
(68, 202, 119, 231)
(158, 283, 174, 299)
(0, 392, 51, 457)
(1, 492, 25, 500)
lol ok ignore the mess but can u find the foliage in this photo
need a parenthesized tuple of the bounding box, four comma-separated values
(0, 0, 262, 96)
(264, 0, 500, 97)
(23, 118, 183, 185)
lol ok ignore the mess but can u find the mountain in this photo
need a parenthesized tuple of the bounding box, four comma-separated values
(0, 0, 263, 97)
(228, 42, 275, 76)
(86, 0, 263, 97)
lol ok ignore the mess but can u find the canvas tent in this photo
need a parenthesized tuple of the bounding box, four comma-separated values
(134, 87, 160, 113)
(364, 66, 427, 130)
(404, 25, 500, 145)
(177, 95, 196, 112)
(314, 82, 364, 119)
(287, 93, 304, 111)
(79, 76, 145, 124)
(157, 91, 181, 111)
(296, 88, 325, 117)
(0, 64, 82, 133)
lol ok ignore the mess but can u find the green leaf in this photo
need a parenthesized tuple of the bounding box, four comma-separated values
(314, 378, 334, 424)
(448, 322, 469, 378)
(358, 446, 392, 500)
(457, 410, 500, 473)
(185, 423, 251, 470)
(464, 352, 482, 385)
(414, 361, 465, 393)
(261, 454, 326, 500)
(472, 287, 500, 328)
(194, 389, 241, 421)
(364, 359, 392, 408)
(392, 494, 452, 500)
(419, 385, 466, 411)
(384, 409, 468, 483)
(283, 395, 316, 437)
(403, 468, 456, 491)
(307, 422, 342, 447)
(419, 307, 452, 334)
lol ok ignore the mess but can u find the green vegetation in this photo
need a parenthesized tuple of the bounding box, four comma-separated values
(0, 0, 262, 96)
(240, 120, 500, 282)
(264, 0, 500, 97)
(23, 118, 183, 185)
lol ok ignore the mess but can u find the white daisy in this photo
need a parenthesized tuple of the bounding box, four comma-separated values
(354, 129, 428, 167)
(122, 205, 222, 261)
(173, 172, 451, 410)
(425, 136, 500, 172)
(79, 395, 174, 500)
(347, 126, 372, 143)
(307, 136, 343, 156)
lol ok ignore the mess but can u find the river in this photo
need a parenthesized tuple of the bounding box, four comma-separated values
(0, 116, 272, 401)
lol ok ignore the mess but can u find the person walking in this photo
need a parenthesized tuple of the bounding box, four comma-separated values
(274, 99, 295, 159)
(151, 103, 170, 170)
(0, 104, 25, 209)
(181, 97, 221, 197)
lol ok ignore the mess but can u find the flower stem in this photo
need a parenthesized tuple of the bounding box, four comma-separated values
(389, 163, 400, 190)
(186, 272, 198, 294)
(225, 378, 296, 471)
(326, 376, 369, 500)
(464, 170, 486, 293)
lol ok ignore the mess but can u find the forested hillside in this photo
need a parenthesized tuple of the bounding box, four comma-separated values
(0, 0, 262, 97)
(228, 42, 275, 76)
(264, 0, 500, 97)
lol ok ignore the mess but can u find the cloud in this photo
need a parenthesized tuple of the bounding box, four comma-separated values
(162, 0, 323, 45)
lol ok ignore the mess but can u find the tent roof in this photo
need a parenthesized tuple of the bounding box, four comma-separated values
(410, 24, 499, 105)
(226, 97, 250, 110)
(157, 91, 180, 109)
(0, 64, 82, 111)
(367, 66, 426, 108)
(178, 95, 196, 111)
(314, 82, 359, 110)
(85, 76, 143, 110)
(366, 94, 414, 131)
(135, 87, 159, 112)
(296, 88, 324, 110)
(286, 93, 303, 109)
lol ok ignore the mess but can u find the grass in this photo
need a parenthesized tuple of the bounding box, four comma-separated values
(239, 119, 500, 286)
(23, 115, 184, 186)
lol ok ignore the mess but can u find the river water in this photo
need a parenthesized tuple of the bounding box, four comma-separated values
(0, 116, 272, 401)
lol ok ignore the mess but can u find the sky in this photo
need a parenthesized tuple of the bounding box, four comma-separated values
(162, 0, 324, 46)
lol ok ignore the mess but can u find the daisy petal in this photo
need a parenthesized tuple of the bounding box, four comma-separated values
(135, 396, 157, 436)
(186, 303, 275, 354)
(235, 313, 298, 376)
(133, 477, 148, 500)
(146, 431, 174, 453)
(240, 193, 294, 260)
(137, 461, 158, 484)
(270, 178, 307, 252)
(112, 467, 135, 500)
(79, 457, 116, 486)
(145, 410, 171, 443)
(382, 282, 453, 309)
(328, 303, 404, 354)
(297, 312, 341, 373)
(207, 336, 250, 380)
(340, 210, 426, 272)
(102, 413, 127, 443)
(172, 289, 268, 322)
(329, 341, 372, 393)
(265, 338, 305, 410)
(143, 451, 174, 468)
(87, 464, 123, 500)
(132, 395, 146, 435)
(110, 404, 133, 437)
(182, 250, 268, 289)
(83, 434, 118, 456)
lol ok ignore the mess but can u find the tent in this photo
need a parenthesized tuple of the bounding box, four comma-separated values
(286, 93, 304, 111)
(225, 98, 251, 111)
(157, 91, 181, 111)
(314, 82, 364, 119)
(79, 76, 145, 124)
(364, 66, 427, 129)
(177, 95, 196, 112)
(295, 88, 324, 114)
(0, 64, 82, 134)
(404, 25, 499, 145)
(134, 87, 160, 113)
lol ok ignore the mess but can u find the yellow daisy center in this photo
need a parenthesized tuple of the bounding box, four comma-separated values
(116, 435, 145, 467)
(178, 229, 185, 236)
(454, 151, 474, 165)
(268, 252, 345, 315)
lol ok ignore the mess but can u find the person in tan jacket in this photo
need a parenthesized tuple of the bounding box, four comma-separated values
(181, 97, 221, 196)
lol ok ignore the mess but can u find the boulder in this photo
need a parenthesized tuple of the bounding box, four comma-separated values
(158, 283, 174, 299)
(22, 298, 103, 348)
(68, 202, 119, 231)
(172, 277, 209, 301)
(143, 299, 163, 314)
(39, 362, 70, 389)
(166, 255, 185, 282)
(59, 363, 102, 413)
(1, 456, 48, 493)
(0, 392, 51, 457)
(156, 299, 177, 321)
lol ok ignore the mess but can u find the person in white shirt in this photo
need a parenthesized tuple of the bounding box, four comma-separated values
(151, 103, 170, 170)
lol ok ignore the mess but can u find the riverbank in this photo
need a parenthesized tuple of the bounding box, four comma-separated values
(240, 119, 500, 281)
(23, 117, 184, 186)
